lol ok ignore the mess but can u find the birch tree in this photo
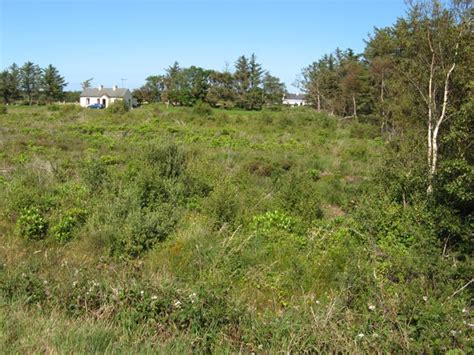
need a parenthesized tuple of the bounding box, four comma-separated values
(402, 0, 471, 193)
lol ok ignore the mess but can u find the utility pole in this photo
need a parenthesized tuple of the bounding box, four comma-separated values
(120, 78, 127, 88)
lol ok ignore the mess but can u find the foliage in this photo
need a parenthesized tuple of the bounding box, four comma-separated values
(135, 54, 285, 110)
(107, 100, 130, 114)
(0, 1, 473, 348)
(16, 207, 48, 240)
(0, 103, 7, 114)
(51, 208, 87, 243)
(0, 103, 471, 352)
(252, 210, 297, 235)
(1, 61, 66, 104)
(192, 100, 213, 116)
(41, 64, 67, 103)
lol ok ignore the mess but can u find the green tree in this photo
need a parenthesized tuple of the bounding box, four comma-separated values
(234, 55, 250, 108)
(391, 0, 472, 192)
(144, 75, 165, 102)
(206, 70, 236, 108)
(263, 72, 286, 106)
(365, 27, 397, 133)
(81, 78, 93, 90)
(184, 66, 210, 105)
(163, 61, 183, 106)
(339, 57, 366, 119)
(20, 61, 41, 105)
(249, 53, 263, 89)
(41, 64, 67, 103)
(0, 64, 21, 104)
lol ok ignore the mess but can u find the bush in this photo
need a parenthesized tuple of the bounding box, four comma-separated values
(0, 104, 7, 114)
(51, 208, 87, 243)
(252, 210, 297, 235)
(81, 158, 110, 191)
(113, 206, 179, 257)
(16, 207, 48, 240)
(146, 144, 186, 179)
(192, 101, 213, 116)
(206, 183, 240, 228)
(107, 100, 129, 114)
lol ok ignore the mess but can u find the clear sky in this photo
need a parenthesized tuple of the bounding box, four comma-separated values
(0, 0, 407, 91)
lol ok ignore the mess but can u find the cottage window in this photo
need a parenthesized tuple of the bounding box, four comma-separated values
(86, 98, 90, 105)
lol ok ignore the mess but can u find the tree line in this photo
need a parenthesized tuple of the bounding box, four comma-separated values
(0, 62, 67, 105)
(299, 0, 472, 194)
(133, 54, 287, 110)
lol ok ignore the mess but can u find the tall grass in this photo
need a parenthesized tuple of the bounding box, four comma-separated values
(0, 105, 471, 352)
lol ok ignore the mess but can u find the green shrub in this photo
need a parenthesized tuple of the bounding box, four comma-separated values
(206, 183, 240, 228)
(60, 104, 82, 115)
(0, 104, 7, 114)
(146, 144, 186, 179)
(48, 104, 60, 111)
(107, 100, 129, 114)
(192, 101, 213, 116)
(0, 269, 48, 304)
(51, 208, 87, 243)
(252, 210, 296, 235)
(81, 158, 109, 191)
(260, 111, 274, 124)
(277, 172, 324, 222)
(349, 122, 380, 139)
(113, 207, 179, 257)
(16, 207, 48, 240)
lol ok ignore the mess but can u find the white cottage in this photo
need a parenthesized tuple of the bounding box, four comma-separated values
(80, 85, 133, 108)
(282, 93, 307, 106)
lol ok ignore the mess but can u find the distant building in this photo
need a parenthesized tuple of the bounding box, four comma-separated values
(282, 93, 307, 106)
(80, 85, 133, 108)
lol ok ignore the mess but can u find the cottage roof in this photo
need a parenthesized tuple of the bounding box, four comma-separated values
(80, 87, 129, 98)
(284, 93, 306, 100)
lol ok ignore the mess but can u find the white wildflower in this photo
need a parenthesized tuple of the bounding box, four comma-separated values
(450, 330, 457, 336)
(140, 290, 144, 296)
(174, 300, 182, 309)
(368, 304, 376, 311)
(151, 295, 158, 300)
(462, 308, 468, 314)
(189, 292, 197, 303)
(422, 296, 428, 302)
(356, 333, 364, 339)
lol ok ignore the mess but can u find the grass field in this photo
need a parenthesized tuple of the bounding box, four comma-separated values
(0, 104, 471, 353)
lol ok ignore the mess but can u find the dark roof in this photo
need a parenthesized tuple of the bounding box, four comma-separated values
(80, 87, 129, 98)
(284, 93, 307, 100)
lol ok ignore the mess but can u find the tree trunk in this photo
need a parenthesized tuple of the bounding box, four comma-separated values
(380, 73, 386, 134)
(352, 94, 357, 119)
(428, 61, 456, 193)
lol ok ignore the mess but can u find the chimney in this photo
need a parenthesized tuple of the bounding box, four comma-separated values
(113, 85, 118, 91)
(98, 85, 103, 90)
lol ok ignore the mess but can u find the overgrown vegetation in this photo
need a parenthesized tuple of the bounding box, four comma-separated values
(0, 0, 472, 353)
(0, 101, 471, 352)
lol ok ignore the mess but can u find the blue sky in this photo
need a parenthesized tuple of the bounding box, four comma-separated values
(0, 0, 407, 91)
